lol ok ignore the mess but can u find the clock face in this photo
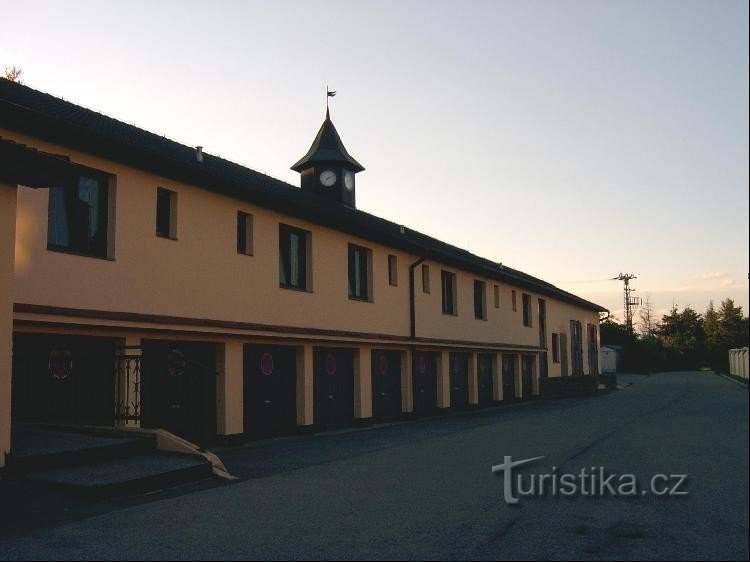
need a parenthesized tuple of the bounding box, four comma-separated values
(344, 171, 354, 191)
(319, 170, 337, 187)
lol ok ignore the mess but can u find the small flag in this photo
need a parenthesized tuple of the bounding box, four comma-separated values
(327, 89, 337, 97)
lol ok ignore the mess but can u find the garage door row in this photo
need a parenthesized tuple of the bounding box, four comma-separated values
(243, 345, 538, 438)
(11, 335, 539, 445)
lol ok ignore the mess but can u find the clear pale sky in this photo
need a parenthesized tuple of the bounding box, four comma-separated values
(2, 0, 748, 321)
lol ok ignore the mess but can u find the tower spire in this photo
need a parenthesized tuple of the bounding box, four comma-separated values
(291, 90, 364, 208)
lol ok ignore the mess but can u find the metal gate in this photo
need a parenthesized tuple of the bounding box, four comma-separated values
(114, 351, 142, 425)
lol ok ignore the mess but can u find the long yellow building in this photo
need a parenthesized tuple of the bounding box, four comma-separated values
(0, 78, 606, 465)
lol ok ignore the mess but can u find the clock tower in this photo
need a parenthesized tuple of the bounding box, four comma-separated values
(291, 108, 364, 208)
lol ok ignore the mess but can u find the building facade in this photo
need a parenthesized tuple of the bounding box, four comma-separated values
(0, 78, 606, 462)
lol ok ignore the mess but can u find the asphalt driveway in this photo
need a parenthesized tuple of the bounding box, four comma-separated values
(1, 372, 747, 560)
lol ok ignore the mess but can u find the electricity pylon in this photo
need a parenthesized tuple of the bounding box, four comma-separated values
(612, 273, 641, 333)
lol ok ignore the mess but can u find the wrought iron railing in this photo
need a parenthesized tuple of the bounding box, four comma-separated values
(114, 352, 142, 423)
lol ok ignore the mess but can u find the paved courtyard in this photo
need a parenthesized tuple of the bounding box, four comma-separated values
(1, 372, 748, 560)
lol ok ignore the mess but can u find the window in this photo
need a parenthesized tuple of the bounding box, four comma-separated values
(388, 254, 398, 286)
(237, 211, 253, 255)
(279, 224, 310, 290)
(422, 263, 430, 293)
(348, 243, 372, 301)
(441, 270, 457, 315)
(512, 290, 517, 312)
(570, 320, 584, 375)
(156, 187, 177, 239)
(493, 284, 500, 308)
(538, 298, 547, 347)
(587, 324, 599, 375)
(522, 293, 532, 327)
(47, 171, 111, 258)
(551, 333, 560, 363)
(474, 280, 486, 320)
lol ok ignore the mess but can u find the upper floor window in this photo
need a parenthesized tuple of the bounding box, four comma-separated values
(348, 243, 372, 301)
(388, 254, 398, 286)
(279, 224, 310, 291)
(48, 171, 111, 258)
(493, 284, 500, 308)
(441, 270, 457, 315)
(512, 290, 517, 312)
(422, 263, 430, 293)
(156, 187, 177, 239)
(474, 279, 486, 320)
(551, 333, 560, 363)
(522, 293, 532, 327)
(237, 211, 253, 255)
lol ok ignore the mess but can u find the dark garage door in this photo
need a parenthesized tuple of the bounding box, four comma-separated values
(502, 355, 517, 402)
(244, 344, 297, 437)
(12, 333, 116, 426)
(449, 352, 469, 410)
(477, 353, 495, 407)
(314, 348, 354, 430)
(141, 340, 217, 446)
(522, 355, 535, 399)
(412, 351, 438, 416)
(371, 349, 402, 422)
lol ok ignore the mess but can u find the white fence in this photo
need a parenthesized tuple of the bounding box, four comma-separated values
(728, 348, 749, 380)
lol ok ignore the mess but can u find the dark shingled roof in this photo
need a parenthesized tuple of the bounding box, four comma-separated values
(291, 108, 365, 173)
(0, 136, 86, 189)
(0, 78, 607, 312)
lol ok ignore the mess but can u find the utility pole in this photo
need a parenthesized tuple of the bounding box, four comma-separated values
(612, 273, 641, 333)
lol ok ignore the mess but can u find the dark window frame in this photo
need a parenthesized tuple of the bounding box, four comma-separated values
(570, 320, 584, 375)
(522, 293, 532, 327)
(538, 298, 547, 347)
(279, 223, 310, 291)
(156, 187, 177, 239)
(493, 284, 500, 308)
(441, 270, 457, 315)
(551, 333, 560, 363)
(388, 254, 398, 286)
(348, 243, 372, 301)
(422, 263, 430, 293)
(47, 169, 112, 259)
(474, 279, 486, 320)
(237, 211, 253, 256)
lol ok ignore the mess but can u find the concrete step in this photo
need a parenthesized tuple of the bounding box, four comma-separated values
(25, 452, 213, 499)
(7, 426, 155, 474)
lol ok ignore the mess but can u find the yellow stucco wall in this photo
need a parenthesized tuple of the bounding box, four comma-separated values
(546, 299, 601, 377)
(9, 128, 415, 337)
(0, 182, 18, 467)
(4, 127, 601, 389)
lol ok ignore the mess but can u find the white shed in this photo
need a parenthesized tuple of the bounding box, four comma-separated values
(600, 346, 619, 373)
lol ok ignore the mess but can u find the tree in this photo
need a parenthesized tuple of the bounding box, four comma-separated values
(600, 314, 654, 372)
(703, 300, 720, 348)
(600, 314, 634, 347)
(3, 65, 23, 83)
(703, 300, 724, 371)
(638, 294, 657, 338)
(656, 305, 705, 369)
(717, 299, 749, 350)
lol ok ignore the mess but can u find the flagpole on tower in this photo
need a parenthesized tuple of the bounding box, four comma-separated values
(326, 86, 336, 118)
